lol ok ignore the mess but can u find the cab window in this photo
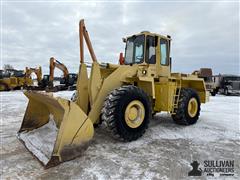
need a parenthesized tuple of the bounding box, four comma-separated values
(135, 43, 144, 63)
(125, 35, 145, 64)
(160, 38, 169, 65)
(146, 36, 156, 64)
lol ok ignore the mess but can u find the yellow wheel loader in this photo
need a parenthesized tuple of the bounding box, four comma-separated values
(0, 77, 18, 91)
(18, 19, 209, 168)
(18, 76, 33, 88)
(13, 69, 33, 88)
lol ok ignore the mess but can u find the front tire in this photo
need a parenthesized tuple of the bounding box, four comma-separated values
(172, 88, 200, 125)
(101, 85, 151, 141)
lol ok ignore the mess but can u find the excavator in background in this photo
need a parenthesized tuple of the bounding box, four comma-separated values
(24, 66, 49, 90)
(18, 19, 208, 168)
(192, 68, 218, 96)
(46, 57, 77, 91)
(0, 68, 33, 91)
(60, 73, 78, 90)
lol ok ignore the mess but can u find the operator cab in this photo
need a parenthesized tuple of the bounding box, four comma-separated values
(122, 31, 172, 77)
(43, 75, 49, 80)
(60, 73, 78, 86)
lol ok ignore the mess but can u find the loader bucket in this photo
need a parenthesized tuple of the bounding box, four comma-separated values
(17, 91, 94, 168)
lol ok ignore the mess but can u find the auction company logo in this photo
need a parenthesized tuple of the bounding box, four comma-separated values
(188, 160, 234, 177)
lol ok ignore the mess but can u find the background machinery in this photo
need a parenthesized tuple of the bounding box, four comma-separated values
(60, 73, 78, 90)
(18, 19, 208, 168)
(25, 66, 43, 88)
(213, 74, 240, 95)
(0, 70, 19, 91)
(46, 57, 77, 91)
(0, 68, 33, 91)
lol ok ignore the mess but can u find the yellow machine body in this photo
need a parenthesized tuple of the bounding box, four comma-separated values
(0, 77, 18, 91)
(18, 20, 208, 168)
(25, 66, 43, 86)
(0, 68, 34, 91)
(18, 76, 33, 87)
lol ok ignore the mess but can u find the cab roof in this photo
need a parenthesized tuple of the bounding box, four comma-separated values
(125, 31, 172, 41)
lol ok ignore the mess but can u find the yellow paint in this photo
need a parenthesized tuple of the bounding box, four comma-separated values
(181, 77, 207, 103)
(124, 100, 145, 128)
(25, 66, 42, 84)
(154, 81, 176, 112)
(76, 63, 89, 113)
(138, 76, 155, 98)
(88, 62, 102, 106)
(88, 64, 138, 124)
(18, 20, 209, 167)
(0, 77, 20, 90)
(18, 91, 94, 166)
(188, 98, 198, 117)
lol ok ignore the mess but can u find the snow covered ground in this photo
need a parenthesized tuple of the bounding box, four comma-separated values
(0, 91, 239, 179)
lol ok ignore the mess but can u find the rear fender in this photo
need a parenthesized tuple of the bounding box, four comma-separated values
(181, 77, 209, 103)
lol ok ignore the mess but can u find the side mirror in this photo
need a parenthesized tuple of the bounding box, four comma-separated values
(122, 38, 126, 43)
(119, 52, 125, 65)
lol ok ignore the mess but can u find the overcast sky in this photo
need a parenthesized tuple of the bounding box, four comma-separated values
(1, 0, 239, 76)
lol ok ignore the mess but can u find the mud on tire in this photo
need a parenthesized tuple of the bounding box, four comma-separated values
(172, 88, 200, 125)
(101, 85, 151, 141)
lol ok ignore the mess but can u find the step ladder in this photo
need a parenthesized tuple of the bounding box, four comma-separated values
(170, 79, 182, 114)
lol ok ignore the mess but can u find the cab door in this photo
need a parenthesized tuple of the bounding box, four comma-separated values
(157, 37, 171, 77)
(145, 35, 157, 77)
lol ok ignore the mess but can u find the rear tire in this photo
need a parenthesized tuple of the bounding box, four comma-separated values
(101, 85, 151, 141)
(172, 88, 200, 125)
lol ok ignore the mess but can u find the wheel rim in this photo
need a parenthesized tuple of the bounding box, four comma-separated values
(124, 100, 145, 128)
(187, 98, 198, 118)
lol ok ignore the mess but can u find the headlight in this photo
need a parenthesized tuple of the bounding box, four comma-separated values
(142, 70, 147, 75)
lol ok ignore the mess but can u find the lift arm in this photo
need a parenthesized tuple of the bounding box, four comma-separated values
(79, 19, 97, 63)
(25, 66, 42, 83)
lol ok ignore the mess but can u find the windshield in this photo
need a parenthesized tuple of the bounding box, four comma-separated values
(224, 77, 240, 81)
(125, 35, 145, 64)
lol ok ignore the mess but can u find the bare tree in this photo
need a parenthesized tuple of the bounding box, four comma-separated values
(3, 64, 14, 70)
